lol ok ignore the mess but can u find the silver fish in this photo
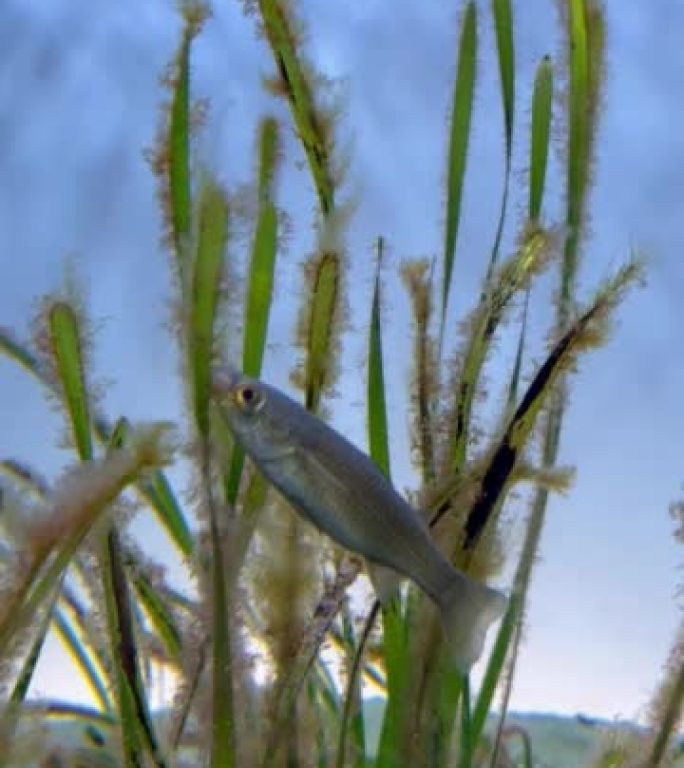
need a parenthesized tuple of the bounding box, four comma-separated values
(213, 367, 506, 672)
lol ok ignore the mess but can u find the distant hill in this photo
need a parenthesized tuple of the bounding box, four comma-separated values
(7, 700, 684, 767)
(363, 698, 684, 768)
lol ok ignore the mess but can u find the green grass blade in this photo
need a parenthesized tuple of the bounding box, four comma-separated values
(482, 0, 515, 280)
(244, 117, 280, 378)
(0, 601, 54, 767)
(441, 0, 477, 324)
(128, 564, 183, 663)
(492, 0, 514, 150)
(334, 605, 366, 768)
(138, 470, 194, 558)
(48, 301, 93, 461)
(471, 591, 522, 745)
(367, 237, 390, 478)
(209, 517, 235, 768)
(0, 327, 38, 372)
(101, 525, 168, 768)
(225, 117, 280, 504)
(449, 226, 552, 470)
(458, 676, 473, 768)
(505, 289, 529, 414)
(304, 251, 339, 413)
(255, 0, 336, 215)
(373, 600, 411, 768)
(528, 56, 554, 222)
(164, 7, 206, 284)
(99, 415, 168, 768)
(562, 0, 605, 314)
(6, 607, 51, 710)
(189, 175, 228, 437)
(365, 239, 413, 768)
(53, 607, 114, 716)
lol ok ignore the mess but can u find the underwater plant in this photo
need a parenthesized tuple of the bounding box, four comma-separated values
(0, 1, 681, 767)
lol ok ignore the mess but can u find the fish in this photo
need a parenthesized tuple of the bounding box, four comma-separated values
(213, 367, 507, 672)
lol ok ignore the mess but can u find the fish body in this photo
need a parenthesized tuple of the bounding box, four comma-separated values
(214, 367, 506, 671)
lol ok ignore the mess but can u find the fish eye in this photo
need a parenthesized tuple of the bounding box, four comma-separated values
(235, 384, 262, 410)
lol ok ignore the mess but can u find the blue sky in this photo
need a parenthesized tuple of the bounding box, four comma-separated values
(0, 0, 682, 721)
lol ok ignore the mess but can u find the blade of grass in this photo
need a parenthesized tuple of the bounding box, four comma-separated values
(154, 5, 208, 286)
(458, 676, 473, 768)
(483, 0, 515, 281)
(334, 604, 366, 768)
(528, 56, 554, 222)
(449, 226, 552, 471)
(98, 419, 168, 768)
(255, 0, 336, 215)
(127, 563, 183, 664)
(367, 241, 411, 768)
(48, 301, 93, 461)
(441, 0, 477, 330)
(471, 590, 522, 746)
(187, 172, 235, 768)
(189, 175, 228, 436)
(0, 588, 60, 767)
(225, 117, 280, 505)
(304, 250, 340, 413)
(53, 607, 114, 717)
(367, 237, 390, 478)
(561, 0, 604, 316)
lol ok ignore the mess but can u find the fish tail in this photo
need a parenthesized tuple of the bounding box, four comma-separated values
(438, 573, 507, 673)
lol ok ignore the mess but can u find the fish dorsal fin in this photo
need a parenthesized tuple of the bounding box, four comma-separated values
(365, 560, 404, 605)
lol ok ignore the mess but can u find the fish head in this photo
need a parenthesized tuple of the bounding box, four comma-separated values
(212, 366, 296, 461)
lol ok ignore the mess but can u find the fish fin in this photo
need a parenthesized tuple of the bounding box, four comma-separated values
(365, 560, 404, 605)
(438, 574, 507, 673)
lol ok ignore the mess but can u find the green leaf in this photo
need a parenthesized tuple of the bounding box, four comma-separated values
(226, 118, 281, 505)
(209, 518, 236, 768)
(334, 605, 366, 768)
(189, 175, 228, 436)
(471, 591, 522, 744)
(367, 237, 390, 477)
(305, 251, 339, 413)
(255, 0, 336, 215)
(458, 676, 473, 768)
(128, 564, 183, 663)
(441, 0, 477, 323)
(562, 0, 605, 313)
(167, 8, 206, 282)
(492, 0, 514, 150)
(48, 302, 93, 461)
(243, 118, 280, 379)
(53, 607, 114, 717)
(449, 226, 552, 470)
(481, 0, 515, 280)
(138, 469, 194, 558)
(529, 56, 554, 222)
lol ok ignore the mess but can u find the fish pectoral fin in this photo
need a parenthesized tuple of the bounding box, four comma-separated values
(365, 560, 404, 605)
